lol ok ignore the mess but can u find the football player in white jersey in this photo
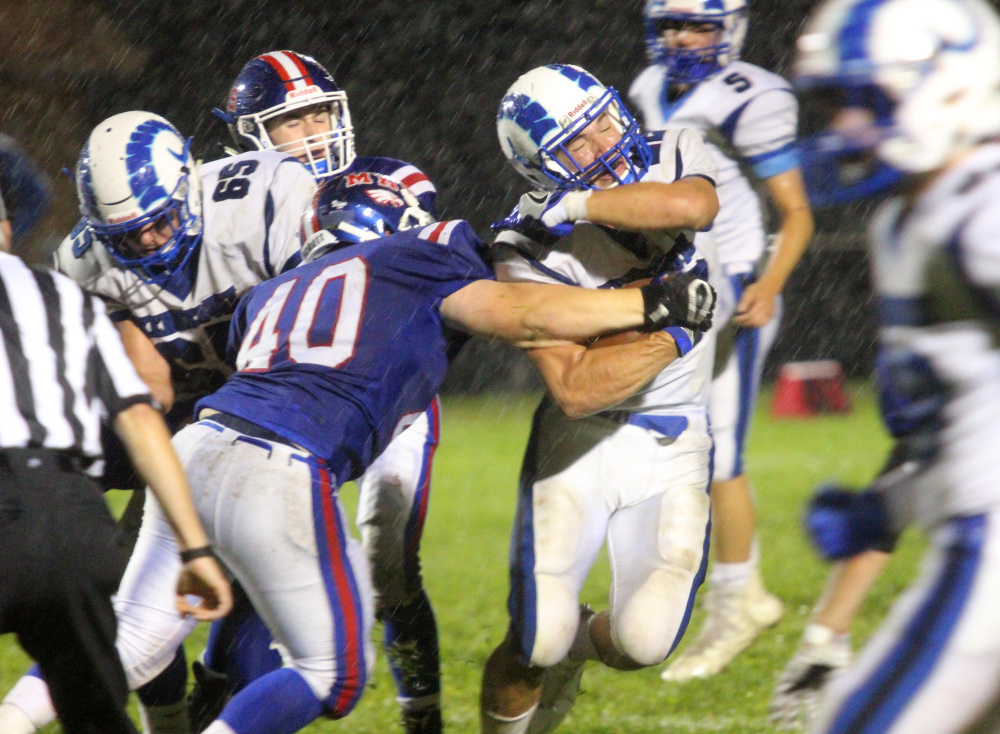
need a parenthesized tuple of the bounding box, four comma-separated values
(0, 111, 316, 734)
(629, 0, 816, 682)
(209, 50, 445, 734)
(479, 63, 723, 734)
(789, 0, 1000, 732)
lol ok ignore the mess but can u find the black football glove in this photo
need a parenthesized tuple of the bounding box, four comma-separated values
(639, 273, 717, 332)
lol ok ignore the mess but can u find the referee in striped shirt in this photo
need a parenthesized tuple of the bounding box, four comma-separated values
(0, 252, 232, 734)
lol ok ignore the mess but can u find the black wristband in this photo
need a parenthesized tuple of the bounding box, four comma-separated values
(180, 545, 215, 563)
(639, 281, 672, 331)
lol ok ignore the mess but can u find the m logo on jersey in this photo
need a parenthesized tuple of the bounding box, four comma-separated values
(365, 189, 404, 207)
(498, 92, 559, 148)
(126, 119, 185, 210)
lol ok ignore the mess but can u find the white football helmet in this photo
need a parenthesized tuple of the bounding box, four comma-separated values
(795, 0, 1000, 204)
(645, 0, 748, 84)
(496, 64, 652, 191)
(76, 111, 202, 284)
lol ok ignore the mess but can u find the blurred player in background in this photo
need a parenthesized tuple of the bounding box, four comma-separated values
(209, 49, 445, 734)
(136, 171, 717, 734)
(629, 0, 815, 683)
(0, 109, 315, 734)
(789, 0, 1000, 731)
(480, 63, 722, 734)
(0, 133, 52, 251)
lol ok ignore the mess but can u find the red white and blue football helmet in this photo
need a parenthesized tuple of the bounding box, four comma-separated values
(300, 171, 436, 263)
(794, 0, 1000, 206)
(645, 0, 748, 85)
(76, 111, 202, 285)
(496, 64, 652, 191)
(216, 50, 355, 179)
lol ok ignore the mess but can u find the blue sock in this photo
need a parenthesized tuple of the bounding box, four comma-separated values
(381, 589, 441, 701)
(25, 664, 42, 679)
(219, 668, 322, 734)
(137, 646, 188, 707)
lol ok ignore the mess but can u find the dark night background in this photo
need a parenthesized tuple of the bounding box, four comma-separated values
(0, 0, 882, 390)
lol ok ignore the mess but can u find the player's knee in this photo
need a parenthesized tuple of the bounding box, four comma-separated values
(294, 656, 369, 720)
(613, 566, 700, 667)
(528, 576, 580, 667)
(114, 603, 195, 689)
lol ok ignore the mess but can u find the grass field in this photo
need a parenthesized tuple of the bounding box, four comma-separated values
(0, 384, 924, 733)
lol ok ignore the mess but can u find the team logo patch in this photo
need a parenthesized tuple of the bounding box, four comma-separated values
(227, 85, 239, 113)
(345, 172, 401, 190)
(365, 189, 404, 207)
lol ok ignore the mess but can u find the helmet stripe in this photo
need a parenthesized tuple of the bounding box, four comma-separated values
(282, 50, 315, 87)
(261, 51, 310, 91)
(837, 0, 889, 68)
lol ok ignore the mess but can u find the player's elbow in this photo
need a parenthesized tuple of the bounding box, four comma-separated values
(686, 187, 719, 231)
(548, 385, 608, 420)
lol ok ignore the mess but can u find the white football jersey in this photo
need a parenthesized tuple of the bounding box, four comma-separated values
(629, 61, 799, 272)
(53, 150, 316, 398)
(493, 128, 724, 416)
(871, 143, 1000, 520)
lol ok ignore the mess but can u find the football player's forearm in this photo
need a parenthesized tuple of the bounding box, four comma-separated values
(114, 403, 210, 552)
(757, 206, 814, 295)
(518, 285, 648, 343)
(584, 180, 719, 232)
(531, 332, 678, 419)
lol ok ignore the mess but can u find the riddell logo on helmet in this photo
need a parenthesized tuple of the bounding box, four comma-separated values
(107, 211, 140, 224)
(558, 94, 597, 128)
(286, 85, 322, 101)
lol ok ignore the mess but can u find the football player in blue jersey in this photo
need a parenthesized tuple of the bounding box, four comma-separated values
(0, 110, 317, 734)
(783, 0, 1000, 732)
(210, 49, 446, 734)
(141, 173, 715, 734)
(481, 64, 725, 734)
(629, 0, 816, 682)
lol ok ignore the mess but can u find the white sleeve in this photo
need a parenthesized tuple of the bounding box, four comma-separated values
(492, 239, 564, 286)
(675, 128, 718, 184)
(956, 202, 1000, 287)
(730, 88, 800, 179)
(265, 159, 317, 275)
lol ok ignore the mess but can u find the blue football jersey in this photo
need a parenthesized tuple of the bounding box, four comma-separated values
(196, 220, 492, 483)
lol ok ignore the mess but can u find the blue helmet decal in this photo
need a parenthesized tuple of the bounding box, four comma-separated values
(549, 64, 603, 92)
(498, 92, 560, 148)
(125, 119, 183, 210)
(704, 0, 725, 10)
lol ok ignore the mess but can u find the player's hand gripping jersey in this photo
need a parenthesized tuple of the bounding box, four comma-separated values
(53, 149, 316, 400)
(629, 61, 799, 270)
(197, 220, 492, 483)
(493, 128, 726, 415)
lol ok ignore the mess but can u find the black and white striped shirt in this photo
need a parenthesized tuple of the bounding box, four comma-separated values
(0, 252, 151, 457)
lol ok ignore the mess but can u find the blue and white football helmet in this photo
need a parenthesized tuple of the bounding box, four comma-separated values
(645, 0, 748, 85)
(216, 50, 355, 179)
(76, 111, 202, 285)
(300, 171, 436, 263)
(496, 64, 652, 191)
(794, 0, 1000, 206)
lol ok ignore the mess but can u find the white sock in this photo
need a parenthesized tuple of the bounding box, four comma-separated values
(710, 559, 753, 589)
(138, 700, 190, 734)
(1, 676, 55, 729)
(480, 703, 538, 734)
(0, 703, 38, 734)
(200, 721, 238, 734)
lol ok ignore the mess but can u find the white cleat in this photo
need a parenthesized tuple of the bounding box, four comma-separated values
(769, 624, 851, 731)
(527, 606, 593, 734)
(660, 580, 783, 683)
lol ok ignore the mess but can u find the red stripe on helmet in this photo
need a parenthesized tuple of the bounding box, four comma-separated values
(283, 51, 314, 87)
(260, 53, 296, 91)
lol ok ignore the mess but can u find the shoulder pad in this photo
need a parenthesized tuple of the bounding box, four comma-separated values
(69, 219, 94, 258)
